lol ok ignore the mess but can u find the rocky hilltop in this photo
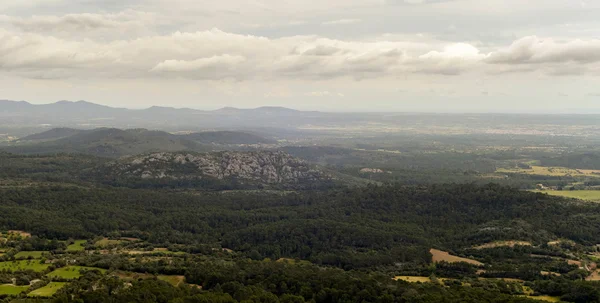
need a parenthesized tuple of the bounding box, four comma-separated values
(103, 151, 331, 189)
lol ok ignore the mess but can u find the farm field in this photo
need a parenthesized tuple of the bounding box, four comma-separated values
(393, 276, 431, 283)
(14, 251, 45, 259)
(0, 260, 50, 272)
(95, 238, 123, 247)
(66, 240, 86, 252)
(0, 284, 29, 295)
(472, 241, 532, 250)
(28, 282, 68, 297)
(430, 249, 483, 266)
(523, 295, 561, 302)
(48, 266, 106, 279)
(532, 190, 600, 201)
(158, 275, 185, 286)
(497, 166, 600, 177)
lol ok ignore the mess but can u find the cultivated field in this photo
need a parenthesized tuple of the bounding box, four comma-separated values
(14, 251, 45, 259)
(0, 260, 50, 272)
(95, 238, 123, 247)
(0, 284, 29, 295)
(430, 249, 483, 266)
(532, 190, 600, 201)
(158, 275, 185, 286)
(473, 241, 532, 250)
(497, 166, 600, 177)
(28, 282, 68, 297)
(393, 276, 431, 283)
(48, 266, 106, 279)
(66, 240, 87, 252)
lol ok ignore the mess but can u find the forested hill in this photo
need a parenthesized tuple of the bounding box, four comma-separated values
(0, 183, 596, 269)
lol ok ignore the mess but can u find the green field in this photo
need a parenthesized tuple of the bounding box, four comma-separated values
(66, 240, 87, 252)
(95, 238, 123, 247)
(28, 282, 68, 297)
(532, 190, 600, 201)
(48, 266, 106, 279)
(0, 284, 30, 295)
(0, 260, 50, 272)
(14, 251, 46, 259)
(157, 275, 185, 286)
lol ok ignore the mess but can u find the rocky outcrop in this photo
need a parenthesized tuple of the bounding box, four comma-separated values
(106, 151, 328, 186)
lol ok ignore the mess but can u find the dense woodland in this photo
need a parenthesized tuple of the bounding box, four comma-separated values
(4, 127, 600, 302)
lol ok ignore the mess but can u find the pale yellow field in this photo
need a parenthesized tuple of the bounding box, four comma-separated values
(472, 241, 532, 250)
(498, 166, 600, 177)
(522, 295, 561, 302)
(393, 276, 431, 283)
(532, 190, 600, 201)
(430, 249, 483, 266)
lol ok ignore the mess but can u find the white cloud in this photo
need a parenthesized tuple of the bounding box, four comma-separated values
(0, 22, 598, 81)
(151, 54, 246, 79)
(322, 19, 362, 25)
(305, 91, 345, 97)
(486, 36, 600, 64)
(1, 11, 152, 32)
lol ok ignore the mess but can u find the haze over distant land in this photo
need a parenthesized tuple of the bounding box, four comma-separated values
(1, 0, 600, 112)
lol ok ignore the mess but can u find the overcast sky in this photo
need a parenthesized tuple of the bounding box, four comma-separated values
(1, 0, 599, 112)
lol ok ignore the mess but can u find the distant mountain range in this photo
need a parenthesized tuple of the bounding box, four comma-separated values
(4, 127, 276, 157)
(0, 100, 327, 131)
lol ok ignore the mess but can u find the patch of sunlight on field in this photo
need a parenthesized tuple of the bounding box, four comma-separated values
(28, 282, 68, 297)
(522, 295, 561, 302)
(498, 166, 600, 177)
(393, 276, 431, 283)
(158, 275, 185, 286)
(532, 190, 600, 201)
(472, 241, 532, 250)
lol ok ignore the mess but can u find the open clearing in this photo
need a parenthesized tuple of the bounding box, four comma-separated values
(523, 295, 561, 302)
(498, 166, 600, 177)
(394, 276, 431, 283)
(532, 190, 600, 201)
(0, 260, 50, 272)
(158, 275, 185, 286)
(66, 240, 86, 252)
(95, 238, 123, 247)
(7, 230, 31, 238)
(48, 266, 107, 279)
(14, 251, 45, 259)
(430, 249, 483, 266)
(472, 241, 532, 250)
(28, 282, 68, 297)
(0, 284, 29, 295)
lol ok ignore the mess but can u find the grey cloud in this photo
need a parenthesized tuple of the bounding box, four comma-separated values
(1, 11, 152, 32)
(486, 36, 600, 64)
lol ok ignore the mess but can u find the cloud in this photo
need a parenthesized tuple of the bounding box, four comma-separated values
(322, 19, 362, 25)
(0, 10, 153, 32)
(151, 54, 246, 79)
(486, 36, 600, 64)
(0, 24, 598, 81)
(305, 91, 345, 97)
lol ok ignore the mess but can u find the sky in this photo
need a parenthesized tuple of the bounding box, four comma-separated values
(0, 0, 599, 112)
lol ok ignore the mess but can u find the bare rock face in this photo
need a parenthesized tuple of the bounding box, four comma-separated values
(106, 151, 328, 186)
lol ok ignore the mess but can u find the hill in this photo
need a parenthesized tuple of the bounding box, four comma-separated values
(182, 131, 276, 145)
(98, 150, 333, 189)
(4, 128, 209, 157)
(19, 128, 84, 142)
